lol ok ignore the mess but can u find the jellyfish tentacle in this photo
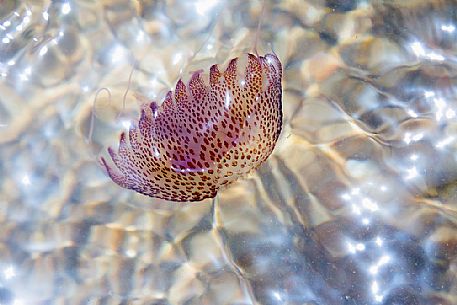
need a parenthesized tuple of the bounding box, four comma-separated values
(87, 87, 112, 144)
(253, 0, 267, 56)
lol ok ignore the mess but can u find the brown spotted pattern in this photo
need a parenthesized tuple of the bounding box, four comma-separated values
(100, 53, 283, 202)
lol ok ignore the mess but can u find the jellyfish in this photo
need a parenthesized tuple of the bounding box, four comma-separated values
(100, 52, 283, 202)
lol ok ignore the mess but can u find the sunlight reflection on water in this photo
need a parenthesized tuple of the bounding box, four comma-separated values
(0, 0, 456, 304)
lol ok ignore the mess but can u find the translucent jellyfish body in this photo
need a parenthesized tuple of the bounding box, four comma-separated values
(101, 53, 283, 202)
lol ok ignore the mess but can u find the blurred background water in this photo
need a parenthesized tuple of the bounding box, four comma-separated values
(0, 0, 456, 304)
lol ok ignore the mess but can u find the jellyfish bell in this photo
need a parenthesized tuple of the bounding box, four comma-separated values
(100, 52, 283, 202)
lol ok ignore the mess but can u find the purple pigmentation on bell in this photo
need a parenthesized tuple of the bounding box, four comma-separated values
(101, 53, 283, 202)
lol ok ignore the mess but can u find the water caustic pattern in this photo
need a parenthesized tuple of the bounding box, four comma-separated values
(0, 0, 457, 305)
(101, 53, 282, 202)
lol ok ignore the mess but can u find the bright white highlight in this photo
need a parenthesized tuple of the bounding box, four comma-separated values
(21, 174, 31, 185)
(3, 265, 16, 280)
(224, 90, 231, 109)
(441, 24, 455, 33)
(62, 2, 71, 15)
(195, 0, 218, 16)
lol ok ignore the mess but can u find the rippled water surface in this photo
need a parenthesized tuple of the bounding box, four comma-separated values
(0, 0, 456, 304)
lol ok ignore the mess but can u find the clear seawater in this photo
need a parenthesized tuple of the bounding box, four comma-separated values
(0, 0, 456, 304)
